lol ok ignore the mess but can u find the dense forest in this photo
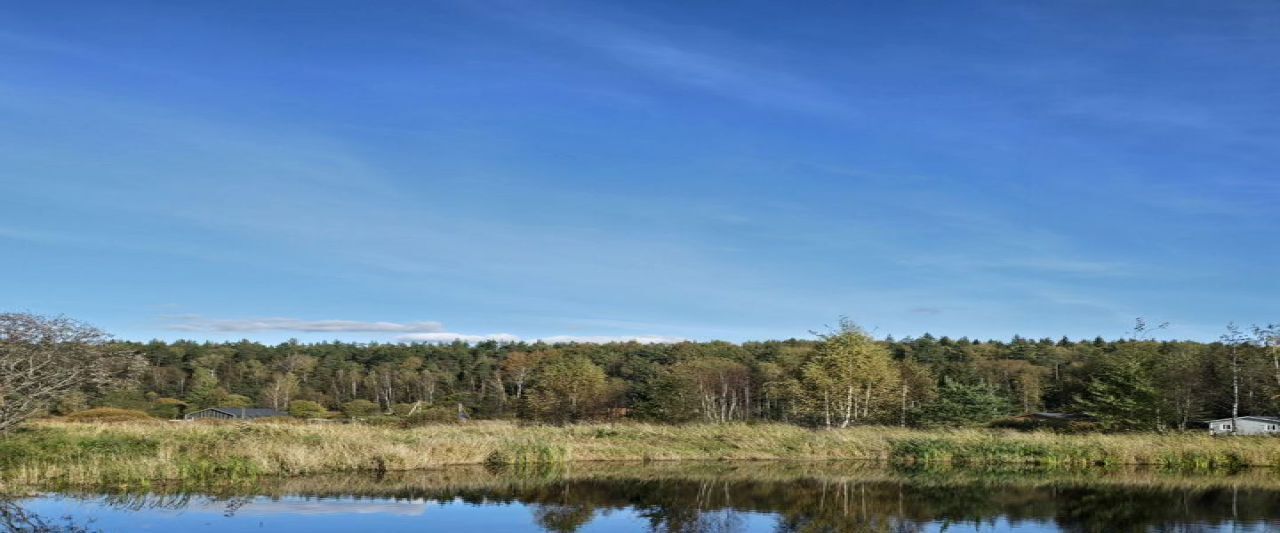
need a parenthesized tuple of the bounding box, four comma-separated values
(57, 319, 1278, 432)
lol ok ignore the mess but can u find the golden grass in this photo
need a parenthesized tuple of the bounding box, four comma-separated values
(2, 420, 1278, 487)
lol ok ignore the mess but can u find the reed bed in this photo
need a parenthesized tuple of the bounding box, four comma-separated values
(1, 420, 1277, 487)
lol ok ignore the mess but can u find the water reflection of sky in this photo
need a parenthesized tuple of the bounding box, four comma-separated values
(22, 496, 789, 532)
(18, 495, 1276, 532)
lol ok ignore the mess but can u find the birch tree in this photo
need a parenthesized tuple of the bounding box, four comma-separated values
(800, 320, 900, 427)
(502, 351, 545, 401)
(1221, 324, 1249, 434)
(262, 372, 299, 410)
(670, 357, 752, 423)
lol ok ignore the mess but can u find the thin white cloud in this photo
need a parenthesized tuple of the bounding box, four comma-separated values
(395, 333, 686, 344)
(484, 3, 852, 117)
(537, 334, 686, 344)
(1002, 258, 1133, 276)
(162, 316, 685, 344)
(902, 256, 1133, 277)
(166, 316, 445, 333)
(396, 332, 520, 343)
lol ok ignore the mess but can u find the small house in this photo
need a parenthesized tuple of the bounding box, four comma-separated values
(1206, 416, 1280, 436)
(183, 407, 284, 421)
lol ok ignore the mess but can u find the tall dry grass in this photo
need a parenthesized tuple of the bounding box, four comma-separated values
(1, 420, 1277, 487)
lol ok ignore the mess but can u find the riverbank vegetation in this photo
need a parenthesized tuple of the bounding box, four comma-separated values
(5, 312, 1278, 433)
(3, 420, 1279, 488)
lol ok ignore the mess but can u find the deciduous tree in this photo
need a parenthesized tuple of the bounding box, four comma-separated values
(0, 313, 143, 432)
(524, 354, 607, 422)
(798, 320, 899, 427)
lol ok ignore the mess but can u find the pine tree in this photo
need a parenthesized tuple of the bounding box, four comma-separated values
(1074, 353, 1158, 431)
(915, 378, 1010, 427)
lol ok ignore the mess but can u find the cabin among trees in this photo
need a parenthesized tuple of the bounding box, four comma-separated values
(1207, 416, 1280, 436)
(183, 407, 283, 421)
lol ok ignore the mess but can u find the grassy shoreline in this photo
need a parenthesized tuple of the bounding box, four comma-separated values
(2, 420, 1278, 487)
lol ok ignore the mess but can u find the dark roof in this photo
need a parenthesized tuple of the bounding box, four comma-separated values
(199, 407, 283, 418)
(1206, 416, 1280, 424)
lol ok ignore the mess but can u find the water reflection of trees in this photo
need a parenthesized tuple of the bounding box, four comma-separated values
(1, 498, 97, 532)
(533, 503, 595, 532)
(12, 463, 1280, 532)
(512, 477, 1276, 532)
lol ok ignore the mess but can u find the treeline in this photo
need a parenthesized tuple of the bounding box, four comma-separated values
(62, 319, 1277, 431)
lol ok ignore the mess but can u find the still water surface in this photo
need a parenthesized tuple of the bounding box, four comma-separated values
(7, 463, 1280, 532)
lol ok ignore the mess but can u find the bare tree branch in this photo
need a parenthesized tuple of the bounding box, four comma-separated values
(0, 313, 145, 432)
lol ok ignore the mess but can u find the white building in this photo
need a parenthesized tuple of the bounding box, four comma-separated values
(1206, 416, 1280, 436)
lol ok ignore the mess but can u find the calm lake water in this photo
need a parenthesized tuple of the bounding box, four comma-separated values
(6, 463, 1280, 532)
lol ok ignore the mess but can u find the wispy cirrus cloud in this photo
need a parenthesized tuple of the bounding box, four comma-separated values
(536, 334, 686, 344)
(482, 2, 852, 117)
(395, 333, 685, 344)
(165, 316, 445, 333)
(901, 255, 1134, 277)
(395, 332, 520, 343)
(163, 316, 684, 344)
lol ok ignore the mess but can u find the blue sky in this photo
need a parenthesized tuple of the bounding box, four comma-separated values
(2, 1, 1277, 344)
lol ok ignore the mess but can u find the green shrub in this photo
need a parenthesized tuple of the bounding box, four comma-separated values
(288, 400, 329, 419)
(341, 399, 380, 418)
